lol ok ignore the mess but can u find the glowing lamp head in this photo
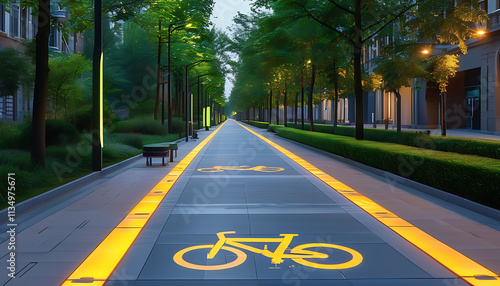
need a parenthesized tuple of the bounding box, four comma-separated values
(422, 49, 430, 55)
(477, 29, 486, 36)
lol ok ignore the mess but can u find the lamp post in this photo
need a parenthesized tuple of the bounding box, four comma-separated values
(192, 74, 209, 130)
(204, 84, 216, 130)
(185, 60, 211, 142)
(92, 0, 103, 171)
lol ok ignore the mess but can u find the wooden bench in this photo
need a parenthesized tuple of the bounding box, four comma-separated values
(143, 143, 178, 166)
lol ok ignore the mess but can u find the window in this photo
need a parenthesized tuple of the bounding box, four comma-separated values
(10, 4, 19, 38)
(0, 4, 5, 32)
(32, 14, 38, 39)
(21, 8, 27, 38)
(478, 0, 487, 12)
(49, 25, 56, 47)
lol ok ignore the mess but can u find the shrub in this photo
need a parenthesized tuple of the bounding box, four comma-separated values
(284, 123, 500, 159)
(122, 134, 143, 149)
(0, 121, 21, 149)
(0, 150, 34, 171)
(268, 125, 500, 209)
(113, 117, 168, 135)
(171, 117, 186, 134)
(128, 99, 156, 118)
(242, 120, 270, 129)
(18, 119, 81, 149)
(103, 144, 140, 162)
(112, 116, 185, 136)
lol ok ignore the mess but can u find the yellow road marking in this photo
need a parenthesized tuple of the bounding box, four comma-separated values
(61, 122, 226, 286)
(236, 120, 500, 286)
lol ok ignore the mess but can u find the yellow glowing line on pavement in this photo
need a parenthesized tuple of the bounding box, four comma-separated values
(235, 120, 500, 286)
(61, 122, 226, 286)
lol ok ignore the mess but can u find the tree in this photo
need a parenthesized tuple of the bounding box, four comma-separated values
(429, 54, 459, 136)
(31, 0, 51, 167)
(374, 39, 427, 132)
(47, 53, 91, 122)
(0, 47, 33, 99)
(20, 0, 147, 166)
(255, 0, 486, 140)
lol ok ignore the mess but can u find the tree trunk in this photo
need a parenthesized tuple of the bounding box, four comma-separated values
(31, 0, 51, 167)
(354, 0, 364, 140)
(155, 21, 161, 121)
(395, 89, 401, 133)
(441, 92, 446, 136)
(276, 89, 279, 125)
(284, 83, 287, 127)
(301, 72, 305, 129)
(333, 60, 338, 135)
(308, 64, 316, 131)
(294, 91, 298, 127)
(268, 89, 272, 124)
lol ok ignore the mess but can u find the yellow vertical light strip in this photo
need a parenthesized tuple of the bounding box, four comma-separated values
(100, 53, 104, 147)
(235, 120, 499, 286)
(61, 122, 227, 286)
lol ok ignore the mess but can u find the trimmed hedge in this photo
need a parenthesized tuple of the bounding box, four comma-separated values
(241, 120, 270, 129)
(112, 117, 185, 135)
(268, 124, 500, 210)
(284, 123, 500, 159)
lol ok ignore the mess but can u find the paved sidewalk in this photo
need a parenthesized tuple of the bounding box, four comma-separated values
(1, 121, 499, 286)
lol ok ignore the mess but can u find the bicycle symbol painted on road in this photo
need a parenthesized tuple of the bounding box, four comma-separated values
(173, 231, 363, 270)
(197, 166, 285, 173)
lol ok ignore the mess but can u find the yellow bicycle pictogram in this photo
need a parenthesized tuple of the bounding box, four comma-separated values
(173, 231, 363, 270)
(197, 166, 285, 173)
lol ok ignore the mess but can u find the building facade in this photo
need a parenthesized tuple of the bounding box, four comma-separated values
(0, 1, 84, 123)
(355, 0, 500, 133)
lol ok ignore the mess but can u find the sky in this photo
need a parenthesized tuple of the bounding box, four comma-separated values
(210, 0, 253, 99)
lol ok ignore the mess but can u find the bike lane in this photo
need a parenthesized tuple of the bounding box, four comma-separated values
(103, 120, 490, 285)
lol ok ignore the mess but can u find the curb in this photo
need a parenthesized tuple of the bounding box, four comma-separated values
(242, 122, 500, 221)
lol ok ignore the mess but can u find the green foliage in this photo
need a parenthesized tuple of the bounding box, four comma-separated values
(112, 117, 186, 135)
(0, 122, 21, 149)
(113, 117, 169, 135)
(121, 135, 144, 149)
(430, 54, 460, 93)
(129, 100, 157, 118)
(242, 120, 270, 129)
(103, 144, 141, 162)
(19, 120, 81, 149)
(47, 53, 91, 121)
(268, 125, 500, 209)
(0, 47, 33, 97)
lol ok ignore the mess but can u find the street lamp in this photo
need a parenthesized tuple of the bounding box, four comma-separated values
(193, 74, 210, 131)
(185, 60, 211, 142)
(204, 84, 216, 130)
(92, 0, 103, 171)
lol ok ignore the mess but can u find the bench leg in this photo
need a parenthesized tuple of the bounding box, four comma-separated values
(162, 157, 165, 166)
(169, 150, 174, 162)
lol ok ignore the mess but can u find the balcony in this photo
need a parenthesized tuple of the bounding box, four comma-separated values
(488, 9, 500, 32)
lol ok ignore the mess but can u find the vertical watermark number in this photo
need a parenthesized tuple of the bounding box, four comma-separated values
(6, 173, 16, 279)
